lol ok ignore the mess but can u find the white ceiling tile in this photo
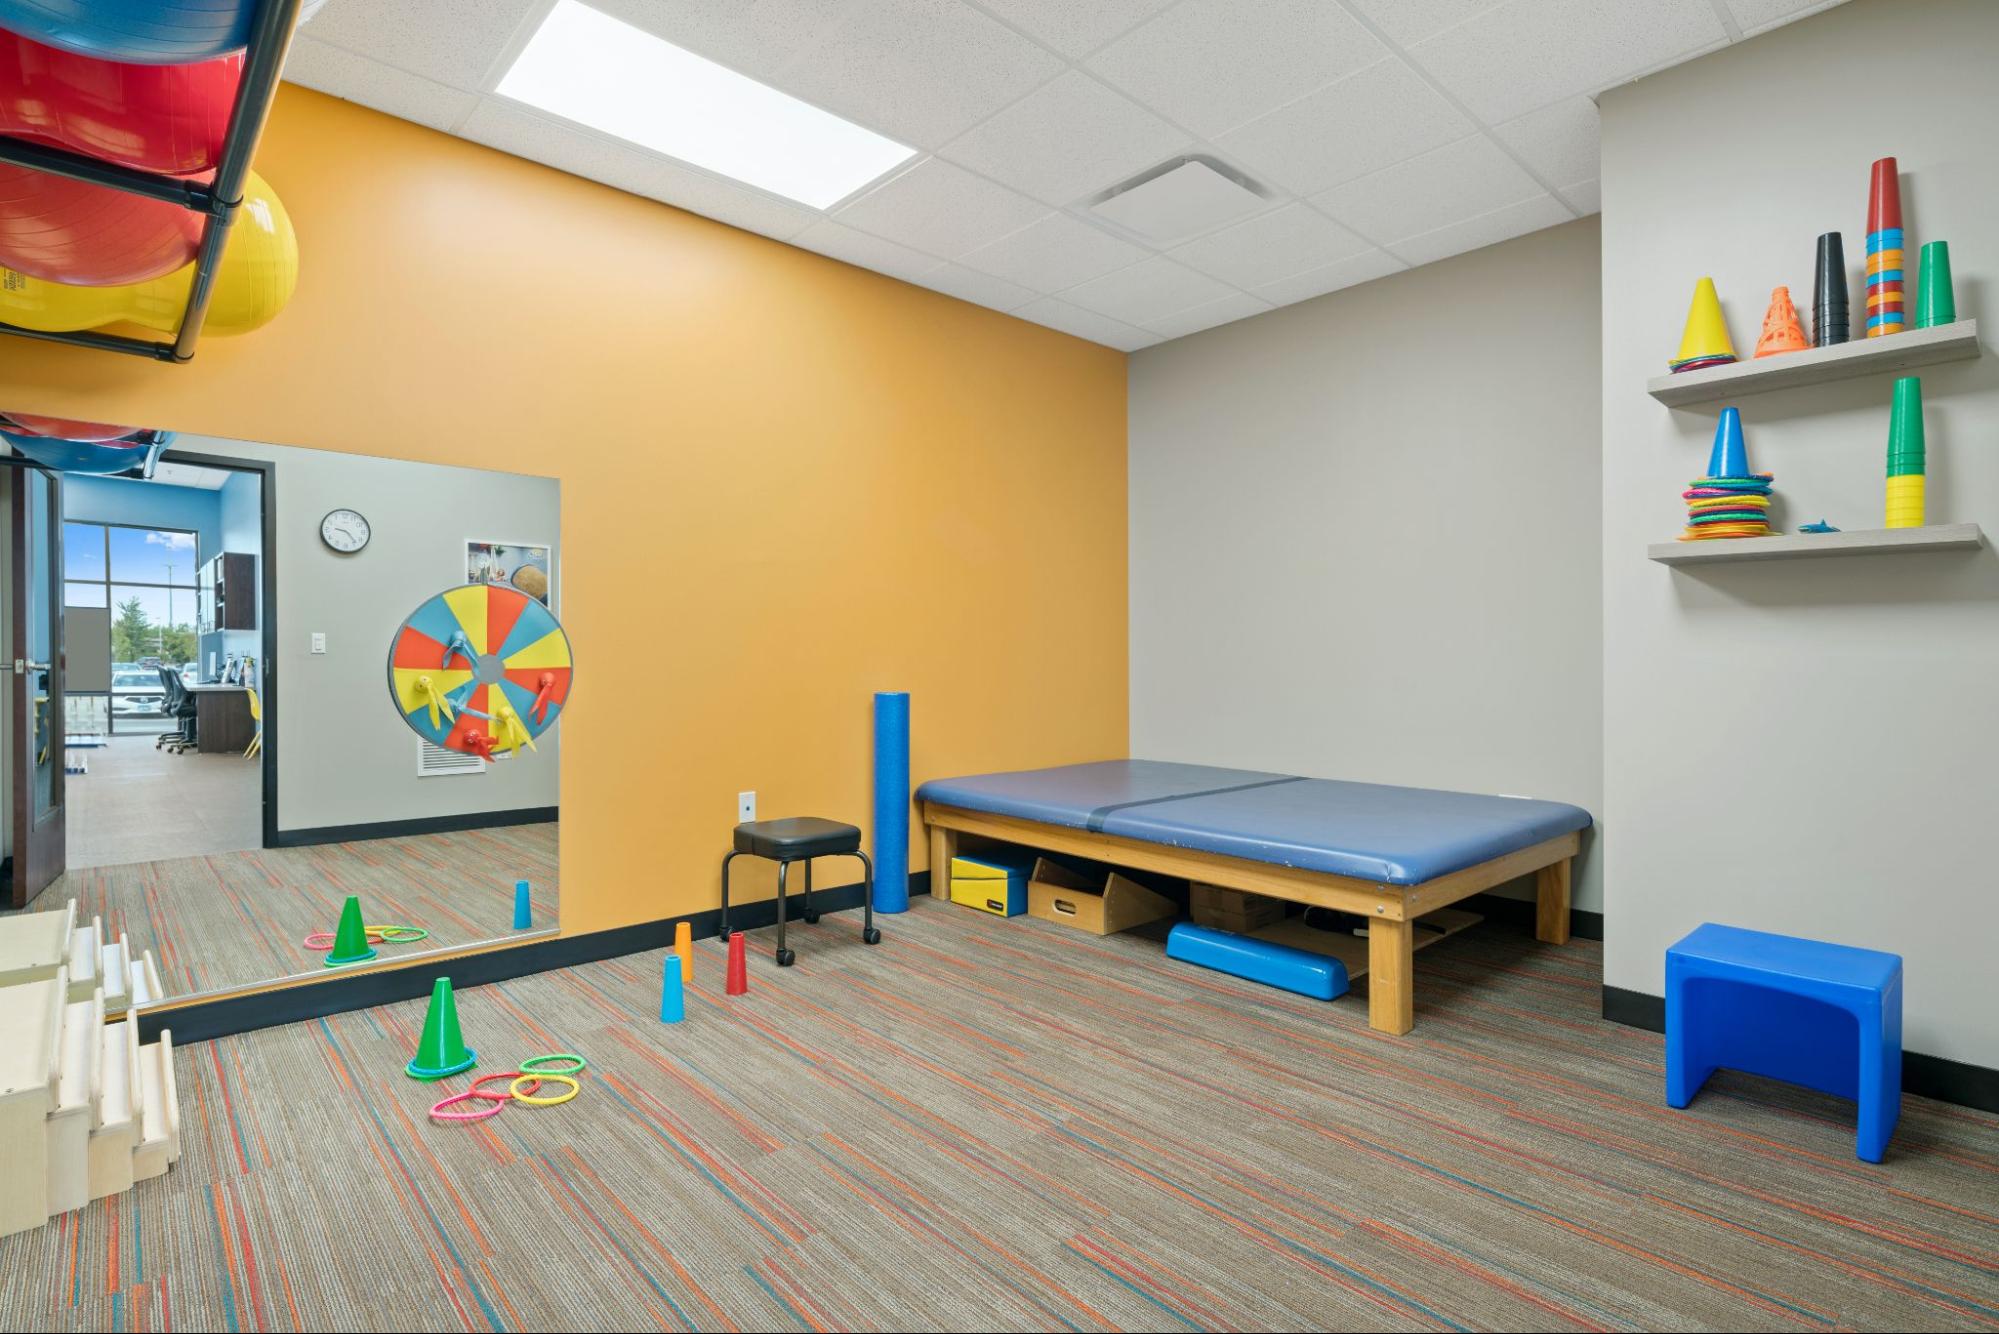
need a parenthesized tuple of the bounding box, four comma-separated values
(1168, 203, 1371, 290)
(940, 70, 1190, 206)
(1385, 192, 1575, 267)
(1492, 96, 1600, 191)
(583, 0, 850, 81)
(832, 157, 1048, 258)
(1142, 291, 1274, 341)
(1312, 134, 1541, 244)
(299, 0, 545, 90)
(955, 211, 1153, 293)
(916, 262, 1040, 312)
(1251, 247, 1408, 306)
(1014, 296, 1160, 351)
(1059, 255, 1239, 327)
(969, 0, 1181, 59)
(1087, 0, 1386, 138)
(1215, 59, 1473, 196)
(1344, 0, 1507, 45)
(1560, 177, 1601, 215)
(457, 99, 821, 241)
(1726, 0, 1849, 36)
(769, 0, 1065, 150)
(282, 38, 479, 133)
(1406, 0, 1727, 124)
(790, 220, 946, 282)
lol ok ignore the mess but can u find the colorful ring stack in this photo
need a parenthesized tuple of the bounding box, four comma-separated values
(1864, 157, 1905, 338)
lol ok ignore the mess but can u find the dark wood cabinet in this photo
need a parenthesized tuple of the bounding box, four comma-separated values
(197, 553, 256, 632)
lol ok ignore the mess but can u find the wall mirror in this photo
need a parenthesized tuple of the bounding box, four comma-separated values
(0, 423, 562, 1009)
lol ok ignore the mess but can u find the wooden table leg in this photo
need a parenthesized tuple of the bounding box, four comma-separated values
(1535, 856, 1572, 945)
(928, 824, 956, 901)
(1367, 917, 1414, 1034)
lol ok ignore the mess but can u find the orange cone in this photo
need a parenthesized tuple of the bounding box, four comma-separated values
(673, 921, 692, 983)
(1754, 286, 1809, 357)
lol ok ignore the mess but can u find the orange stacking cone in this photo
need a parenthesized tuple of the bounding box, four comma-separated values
(1753, 286, 1809, 357)
(673, 922, 692, 983)
(725, 932, 748, 996)
(405, 978, 477, 1080)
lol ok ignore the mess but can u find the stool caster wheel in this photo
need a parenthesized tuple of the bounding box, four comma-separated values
(863, 927, 882, 945)
(776, 948, 795, 967)
(803, 910, 821, 925)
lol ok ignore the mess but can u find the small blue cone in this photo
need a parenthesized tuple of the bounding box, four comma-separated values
(1706, 406, 1750, 478)
(659, 955, 685, 1023)
(513, 880, 532, 930)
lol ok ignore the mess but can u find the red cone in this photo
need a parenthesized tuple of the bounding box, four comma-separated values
(725, 931, 748, 996)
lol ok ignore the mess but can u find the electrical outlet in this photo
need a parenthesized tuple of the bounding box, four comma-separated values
(310, 632, 326, 654)
(738, 791, 756, 822)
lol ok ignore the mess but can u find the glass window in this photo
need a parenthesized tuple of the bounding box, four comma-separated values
(109, 584, 197, 665)
(64, 581, 108, 608)
(64, 522, 106, 580)
(108, 525, 198, 585)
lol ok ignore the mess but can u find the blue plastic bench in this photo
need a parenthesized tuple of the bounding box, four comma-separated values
(1665, 923, 1903, 1163)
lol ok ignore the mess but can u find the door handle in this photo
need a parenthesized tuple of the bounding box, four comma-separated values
(22, 661, 50, 672)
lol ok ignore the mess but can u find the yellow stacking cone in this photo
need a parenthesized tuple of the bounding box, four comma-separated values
(1670, 277, 1736, 371)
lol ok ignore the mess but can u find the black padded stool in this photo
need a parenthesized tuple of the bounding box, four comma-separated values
(720, 817, 881, 966)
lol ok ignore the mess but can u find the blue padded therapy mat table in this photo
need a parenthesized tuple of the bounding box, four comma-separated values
(917, 760, 1592, 1034)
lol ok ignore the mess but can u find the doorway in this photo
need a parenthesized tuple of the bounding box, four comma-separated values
(58, 455, 274, 869)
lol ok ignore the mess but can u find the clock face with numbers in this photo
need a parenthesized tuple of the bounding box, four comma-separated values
(321, 508, 370, 554)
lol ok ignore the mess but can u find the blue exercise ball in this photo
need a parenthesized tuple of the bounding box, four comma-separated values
(0, 0, 257, 64)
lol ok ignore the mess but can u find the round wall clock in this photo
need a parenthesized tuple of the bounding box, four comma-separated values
(321, 508, 370, 553)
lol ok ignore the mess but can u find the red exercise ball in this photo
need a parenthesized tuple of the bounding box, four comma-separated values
(0, 162, 204, 285)
(0, 413, 142, 441)
(0, 28, 240, 176)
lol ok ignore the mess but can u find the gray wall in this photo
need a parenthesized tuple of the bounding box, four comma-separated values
(178, 435, 560, 833)
(1600, 0, 1999, 1065)
(1129, 216, 1605, 910)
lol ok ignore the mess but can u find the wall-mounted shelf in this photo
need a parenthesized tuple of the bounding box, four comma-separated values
(1649, 522, 1984, 565)
(1646, 320, 1981, 408)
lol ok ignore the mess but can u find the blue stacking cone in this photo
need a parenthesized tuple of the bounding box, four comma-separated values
(659, 955, 685, 1023)
(1706, 406, 1749, 478)
(513, 880, 532, 930)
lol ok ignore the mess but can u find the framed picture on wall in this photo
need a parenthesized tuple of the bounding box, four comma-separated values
(466, 540, 552, 606)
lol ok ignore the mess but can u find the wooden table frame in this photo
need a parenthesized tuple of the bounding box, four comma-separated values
(922, 801, 1580, 1035)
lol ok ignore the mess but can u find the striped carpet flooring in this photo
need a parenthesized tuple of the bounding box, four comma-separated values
(16, 824, 558, 997)
(4, 899, 1995, 1331)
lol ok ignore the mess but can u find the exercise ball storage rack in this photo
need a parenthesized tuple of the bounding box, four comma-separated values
(0, 0, 302, 364)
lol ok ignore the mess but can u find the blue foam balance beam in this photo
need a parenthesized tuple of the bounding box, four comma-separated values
(1166, 922, 1349, 1001)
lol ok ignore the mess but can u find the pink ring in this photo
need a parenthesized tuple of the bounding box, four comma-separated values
(469, 1071, 538, 1101)
(430, 1091, 505, 1122)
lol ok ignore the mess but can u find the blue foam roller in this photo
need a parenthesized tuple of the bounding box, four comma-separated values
(1166, 922, 1349, 1001)
(872, 691, 910, 913)
(659, 955, 685, 1023)
(513, 880, 532, 930)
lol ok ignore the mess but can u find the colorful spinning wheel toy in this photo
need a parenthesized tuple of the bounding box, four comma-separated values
(387, 584, 572, 759)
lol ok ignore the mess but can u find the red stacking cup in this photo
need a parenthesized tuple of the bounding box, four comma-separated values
(725, 931, 748, 996)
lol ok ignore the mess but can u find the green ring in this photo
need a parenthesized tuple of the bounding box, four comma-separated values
(519, 1053, 587, 1076)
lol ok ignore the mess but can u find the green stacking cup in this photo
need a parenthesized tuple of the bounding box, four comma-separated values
(1886, 376, 1925, 475)
(1915, 240, 1955, 328)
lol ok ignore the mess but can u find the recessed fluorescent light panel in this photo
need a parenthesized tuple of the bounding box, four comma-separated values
(497, 1, 915, 209)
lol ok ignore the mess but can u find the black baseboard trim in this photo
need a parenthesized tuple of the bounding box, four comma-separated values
(138, 871, 927, 1046)
(272, 806, 558, 849)
(1602, 984, 1999, 1114)
(1462, 890, 1603, 942)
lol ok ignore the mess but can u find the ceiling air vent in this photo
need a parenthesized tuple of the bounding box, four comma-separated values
(417, 739, 485, 777)
(1088, 157, 1269, 242)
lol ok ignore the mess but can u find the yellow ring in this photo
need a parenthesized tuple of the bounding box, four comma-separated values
(510, 1072, 579, 1106)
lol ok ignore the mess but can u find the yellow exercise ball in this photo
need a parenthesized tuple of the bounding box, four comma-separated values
(0, 168, 297, 337)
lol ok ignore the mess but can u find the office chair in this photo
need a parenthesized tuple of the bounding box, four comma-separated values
(157, 667, 197, 753)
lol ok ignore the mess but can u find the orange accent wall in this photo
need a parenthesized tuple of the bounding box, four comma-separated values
(0, 86, 1130, 937)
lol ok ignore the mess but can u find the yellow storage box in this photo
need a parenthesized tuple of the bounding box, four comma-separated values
(949, 853, 1030, 917)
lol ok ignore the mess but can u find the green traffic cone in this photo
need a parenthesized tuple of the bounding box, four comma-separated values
(405, 977, 476, 1080)
(324, 895, 377, 968)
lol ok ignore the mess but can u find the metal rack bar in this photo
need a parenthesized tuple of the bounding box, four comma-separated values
(0, 0, 303, 365)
